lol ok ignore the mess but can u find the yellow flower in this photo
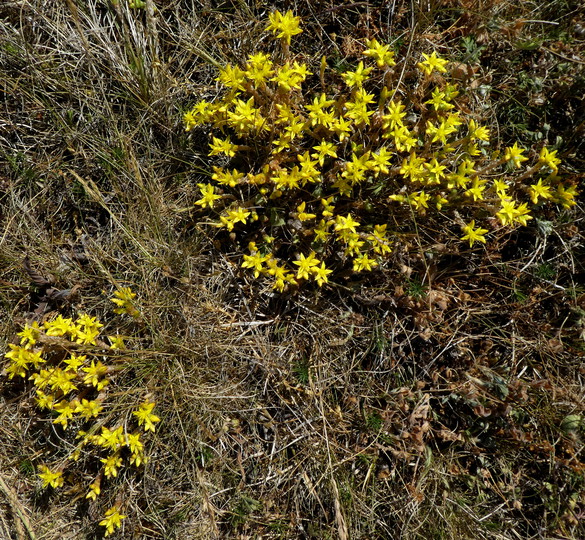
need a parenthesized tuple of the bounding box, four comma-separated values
(99, 506, 126, 537)
(86, 481, 101, 501)
(392, 125, 417, 152)
(111, 287, 140, 318)
(35, 390, 55, 410)
(344, 233, 365, 256)
(82, 360, 108, 388)
(6, 345, 45, 378)
(38, 465, 64, 489)
(313, 262, 333, 287)
(208, 136, 238, 157)
(63, 354, 86, 372)
(76, 314, 103, 332)
(371, 147, 392, 175)
(417, 51, 449, 75)
(468, 119, 490, 142)
(273, 167, 302, 190)
(363, 38, 396, 67)
(293, 252, 320, 280)
(410, 191, 431, 211)
(125, 432, 144, 455)
(529, 179, 553, 204)
(311, 141, 337, 165)
(53, 400, 76, 429)
(266, 10, 302, 44)
(241, 251, 268, 278)
(341, 61, 373, 88)
(101, 454, 123, 478)
(425, 88, 454, 111)
(48, 368, 78, 394)
(271, 62, 310, 91)
(245, 52, 274, 84)
(267, 260, 292, 293)
(227, 97, 266, 133)
(133, 401, 161, 432)
(112, 287, 134, 305)
(212, 167, 245, 187)
(334, 214, 360, 234)
(496, 199, 517, 226)
(75, 327, 100, 346)
(465, 178, 488, 201)
(353, 253, 378, 272)
(183, 110, 197, 131)
(314, 219, 331, 242)
(512, 202, 532, 226)
(538, 147, 561, 172)
(344, 90, 375, 125)
(296, 202, 317, 222)
(425, 120, 449, 145)
(424, 157, 447, 183)
(75, 398, 103, 420)
(305, 93, 335, 126)
(368, 224, 393, 255)
(96, 426, 125, 451)
(17, 321, 40, 348)
(492, 179, 508, 197)
(129, 449, 147, 467)
(461, 220, 488, 247)
(504, 142, 528, 168)
(466, 142, 481, 156)
(382, 100, 406, 130)
(555, 183, 577, 208)
(44, 315, 75, 337)
(217, 63, 247, 92)
(195, 183, 222, 208)
(108, 335, 126, 350)
(320, 197, 335, 218)
(331, 116, 353, 141)
(227, 207, 251, 225)
(184, 101, 215, 131)
(399, 152, 425, 182)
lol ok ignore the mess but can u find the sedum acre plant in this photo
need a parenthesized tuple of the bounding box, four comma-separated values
(3, 289, 158, 537)
(184, 10, 577, 292)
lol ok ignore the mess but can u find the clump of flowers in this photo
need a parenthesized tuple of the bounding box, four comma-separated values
(183, 11, 577, 293)
(111, 287, 141, 319)
(3, 288, 159, 537)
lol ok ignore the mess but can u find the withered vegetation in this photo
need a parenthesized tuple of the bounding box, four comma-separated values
(1, 1, 584, 538)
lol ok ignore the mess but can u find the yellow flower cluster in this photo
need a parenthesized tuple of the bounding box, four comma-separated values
(184, 10, 578, 288)
(99, 506, 127, 537)
(3, 290, 158, 537)
(111, 287, 141, 319)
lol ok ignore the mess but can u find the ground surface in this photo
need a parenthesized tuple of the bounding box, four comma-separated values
(1, 1, 585, 539)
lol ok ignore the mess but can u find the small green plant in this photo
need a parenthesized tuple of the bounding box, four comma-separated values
(406, 277, 428, 299)
(460, 36, 485, 63)
(293, 359, 310, 384)
(534, 262, 556, 280)
(365, 412, 383, 432)
(231, 494, 262, 527)
(512, 283, 528, 303)
(3, 289, 158, 537)
(183, 10, 576, 293)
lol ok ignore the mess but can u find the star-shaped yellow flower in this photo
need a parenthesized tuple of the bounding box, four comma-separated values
(461, 220, 489, 247)
(266, 10, 303, 44)
(293, 252, 320, 280)
(417, 51, 449, 75)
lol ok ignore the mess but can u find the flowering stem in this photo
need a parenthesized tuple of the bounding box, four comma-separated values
(472, 156, 507, 178)
(515, 163, 544, 183)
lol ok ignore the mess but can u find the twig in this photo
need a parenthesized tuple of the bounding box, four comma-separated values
(0, 475, 37, 540)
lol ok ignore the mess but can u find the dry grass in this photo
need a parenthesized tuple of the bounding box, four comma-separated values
(1, 0, 585, 538)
